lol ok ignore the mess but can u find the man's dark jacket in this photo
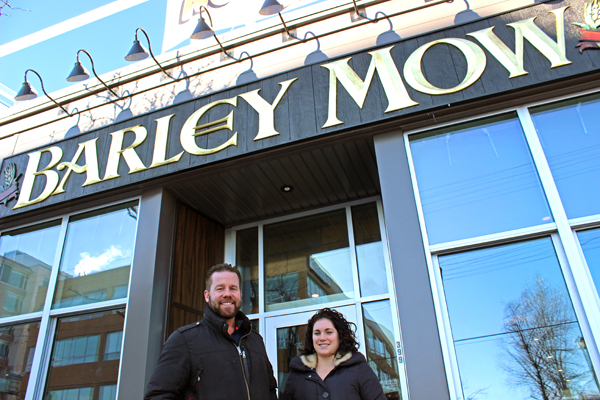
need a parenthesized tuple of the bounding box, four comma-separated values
(144, 307, 278, 400)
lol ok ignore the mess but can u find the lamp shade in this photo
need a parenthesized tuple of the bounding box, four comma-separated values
(15, 82, 37, 101)
(125, 40, 149, 62)
(66, 61, 90, 82)
(190, 16, 214, 39)
(259, 0, 284, 15)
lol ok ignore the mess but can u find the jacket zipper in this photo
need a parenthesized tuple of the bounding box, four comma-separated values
(234, 330, 252, 400)
(236, 345, 251, 400)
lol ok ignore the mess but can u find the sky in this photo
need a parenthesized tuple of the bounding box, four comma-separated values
(0, 0, 168, 107)
(0, 0, 330, 109)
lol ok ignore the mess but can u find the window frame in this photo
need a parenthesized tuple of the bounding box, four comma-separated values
(0, 196, 140, 400)
(405, 92, 600, 400)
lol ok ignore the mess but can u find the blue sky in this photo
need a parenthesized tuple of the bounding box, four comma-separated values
(0, 0, 330, 109)
(0, 0, 170, 107)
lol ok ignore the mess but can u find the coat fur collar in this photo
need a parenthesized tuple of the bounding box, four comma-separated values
(299, 352, 353, 369)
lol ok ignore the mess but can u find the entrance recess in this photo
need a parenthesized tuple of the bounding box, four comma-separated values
(227, 200, 406, 399)
(265, 305, 358, 390)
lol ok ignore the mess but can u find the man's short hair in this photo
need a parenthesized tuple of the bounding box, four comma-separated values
(205, 263, 242, 290)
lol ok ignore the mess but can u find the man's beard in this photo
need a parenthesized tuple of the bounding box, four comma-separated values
(208, 296, 241, 320)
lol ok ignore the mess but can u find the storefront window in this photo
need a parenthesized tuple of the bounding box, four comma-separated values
(440, 238, 599, 400)
(410, 114, 552, 244)
(264, 209, 354, 311)
(53, 202, 138, 309)
(236, 227, 259, 314)
(0, 221, 61, 318)
(362, 300, 401, 400)
(530, 93, 600, 219)
(352, 203, 388, 297)
(43, 310, 125, 400)
(0, 200, 138, 400)
(0, 323, 40, 400)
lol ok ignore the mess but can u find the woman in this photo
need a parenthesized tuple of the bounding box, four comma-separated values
(281, 308, 387, 400)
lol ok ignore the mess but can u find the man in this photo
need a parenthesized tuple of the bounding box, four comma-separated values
(145, 263, 278, 400)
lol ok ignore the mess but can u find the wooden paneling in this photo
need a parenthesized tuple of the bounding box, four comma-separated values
(167, 203, 224, 337)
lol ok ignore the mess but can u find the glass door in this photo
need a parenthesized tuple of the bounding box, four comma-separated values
(265, 305, 358, 391)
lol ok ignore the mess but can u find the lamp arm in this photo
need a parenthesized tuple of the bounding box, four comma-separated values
(77, 49, 120, 98)
(351, 0, 361, 18)
(199, 5, 213, 26)
(25, 69, 71, 115)
(136, 28, 177, 80)
(212, 34, 231, 58)
(278, 13, 293, 37)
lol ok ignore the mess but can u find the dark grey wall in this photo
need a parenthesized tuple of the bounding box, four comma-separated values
(2, 0, 595, 218)
(117, 187, 176, 400)
(374, 131, 450, 400)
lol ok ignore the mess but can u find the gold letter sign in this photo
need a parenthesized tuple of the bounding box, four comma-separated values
(239, 78, 297, 140)
(103, 125, 149, 181)
(14, 147, 63, 209)
(180, 97, 238, 155)
(321, 46, 418, 128)
(467, 7, 570, 78)
(404, 38, 487, 95)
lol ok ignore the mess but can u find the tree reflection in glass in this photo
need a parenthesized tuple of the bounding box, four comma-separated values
(440, 238, 599, 400)
(276, 325, 307, 391)
(502, 276, 596, 400)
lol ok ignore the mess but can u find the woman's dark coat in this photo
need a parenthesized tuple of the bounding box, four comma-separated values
(280, 352, 387, 400)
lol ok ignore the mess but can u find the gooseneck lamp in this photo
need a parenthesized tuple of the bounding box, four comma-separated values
(258, 0, 293, 38)
(190, 6, 231, 58)
(15, 69, 70, 115)
(125, 28, 176, 80)
(67, 49, 119, 98)
(259, 0, 284, 15)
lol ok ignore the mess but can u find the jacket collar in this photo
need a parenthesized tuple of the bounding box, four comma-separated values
(299, 352, 353, 369)
(203, 306, 252, 337)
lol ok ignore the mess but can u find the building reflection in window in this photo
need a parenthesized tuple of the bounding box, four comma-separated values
(53, 202, 138, 309)
(264, 209, 354, 311)
(43, 309, 125, 400)
(362, 300, 401, 400)
(440, 238, 599, 400)
(0, 323, 40, 400)
(0, 221, 61, 318)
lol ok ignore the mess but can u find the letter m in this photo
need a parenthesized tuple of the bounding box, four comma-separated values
(321, 46, 417, 128)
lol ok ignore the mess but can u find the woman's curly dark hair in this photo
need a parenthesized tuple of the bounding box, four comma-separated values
(302, 308, 359, 355)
